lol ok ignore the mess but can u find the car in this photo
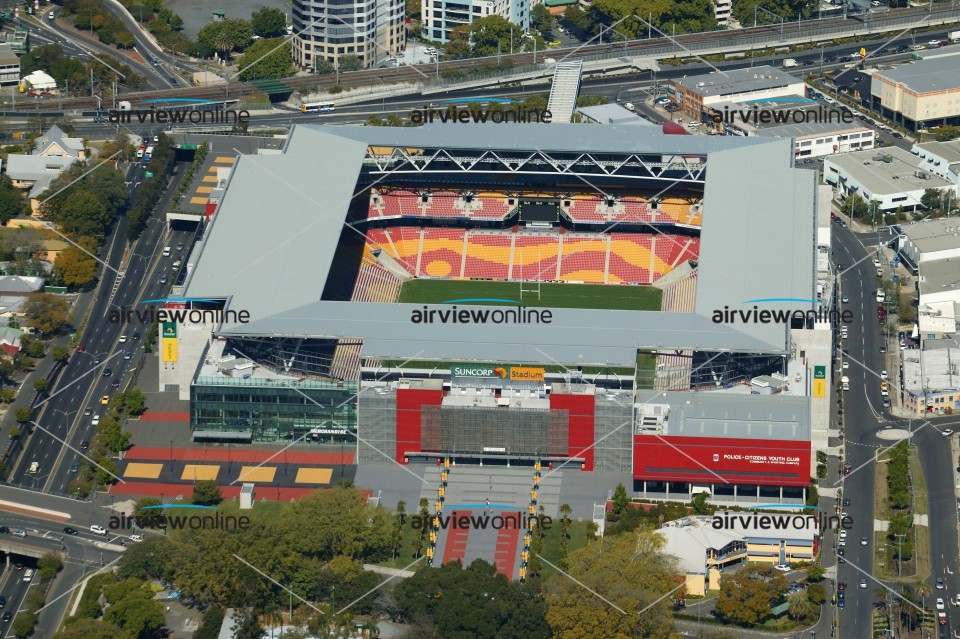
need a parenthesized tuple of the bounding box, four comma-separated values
(80, 440, 88, 450)
(893, 132, 904, 139)
(22, 569, 32, 583)
(0, 596, 5, 608)
(129, 534, 143, 542)
(172, 260, 182, 270)
(101, 395, 110, 405)
(63, 527, 78, 535)
(839, 529, 847, 538)
(944, 429, 955, 436)
(84, 406, 92, 416)
(940, 611, 948, 625)
(880, 345, 886, 353)
(841, 295, 848, 303)
(838, 596, 845, 607)
(837, 545, 845, 554)
(1, 612, 10, 623)
(937, 578, 945, 589)
(123, 351, 132, 360)
(90, 525, 108, 536)
(843, 498, 851, 506)
(153, 135, 159, 143)
(0, 526, 7, 533)
(13, 563, 22, 571)
(843, 466, 851, 476)
(842, 361, 849, 369)
(132, 331, 141, 340)
(861, 537, 868, 546)
(881, 370, 888, 379)
(883, 398, 891, 407)
(176, 242, 184, 251)
(937, 598, 946, 610)
(12, 530, 25, 538)
(881, 387, 889, 396)
(119, 335, 127, 343)
(547, 40, 561, 46)
(840, 220, 848, 228)
(873, 258, 881, 267)
(92, 414, 100, 426)
(94, 356, 102, 365)
(803, 60, 815, 66)
(103, 367, 112, 377)
(837, 263, 845, 271)
(837, 581, 847, 591)
(69, 463, 79, 473)
(77, 345, 85, 353)
(860, 578, 868, 588)
(773, 564, 791, 572)
(160, 275, 168, 285)
(111, 378, 121, 389)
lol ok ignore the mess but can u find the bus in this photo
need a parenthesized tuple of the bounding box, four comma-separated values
(144, 145, 155, 160)
(302, 101, 335, 113)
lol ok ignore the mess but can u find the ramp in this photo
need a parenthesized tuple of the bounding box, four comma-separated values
(546, 60, 583, 124)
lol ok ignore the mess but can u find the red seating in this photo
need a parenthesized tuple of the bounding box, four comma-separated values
(426, 191, 466, 219)
(464, 232, 511, 279)
(620, 197, 653, 223)
(381, 190, 423, 218)
(566, 196, 605, 223)
(608, 234, 652, 284)
(513, 234, 560, 280)
(473, 194, 514, 220)
(559, 237, 607, 283)
(418, 228, 465, 278)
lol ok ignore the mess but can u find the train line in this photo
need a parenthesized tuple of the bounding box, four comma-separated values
(20, 4, 960, 112)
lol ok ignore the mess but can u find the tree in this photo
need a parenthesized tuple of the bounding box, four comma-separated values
(543, 529, 678, 639)
(132, 497, 164, 529)
(52, 346, 69, 362)
(123, 389, 146, 416)
(714, 565, 788, 626)
(0, 176, 25, 223)
(33, 379, 48, 393)
(236, 38, 295, 81)
(231, 609, 264, 639)
(12, 612, 35, 638)
(192, 480, 223, 506)
(691, 491, 709, 515)
(53, 239, 98, 288)
(251, 7, 287, 37)
(49, 618, 131, 639)
(44, 188, 109, 238)
(15, 407, 32, 424)
(806, 564, 826, 582)
(807, 583, 827, 605)
(195, 606, 226, 639)
(338, 54, 364, 72)
(115, 30, 135, 48)
(23, 293, 71, 336)
(611, 482, 629, 520)
(198, 20, 253, 57)
(38, 552, 63, 582)
(788, 591, 814, 624)
(532, 4, 554, 32)
(391, 500, 406, 561)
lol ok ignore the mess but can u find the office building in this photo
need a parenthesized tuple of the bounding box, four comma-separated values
(291, 0, 405, 70)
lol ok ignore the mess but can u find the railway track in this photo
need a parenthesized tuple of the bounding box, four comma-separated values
(26, 4, 960, 112)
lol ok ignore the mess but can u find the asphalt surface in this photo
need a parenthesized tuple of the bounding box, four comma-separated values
(8, 158, 196, 497)
(833, 223, 960, 637)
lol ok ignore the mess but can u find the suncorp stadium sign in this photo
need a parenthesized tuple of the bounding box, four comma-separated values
(450, 365, 545, 381)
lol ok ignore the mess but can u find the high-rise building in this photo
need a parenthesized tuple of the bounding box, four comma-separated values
(292, 0, 405, 70)
(423, 0, 530, 44)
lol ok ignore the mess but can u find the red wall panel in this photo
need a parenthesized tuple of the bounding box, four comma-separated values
(551, 393, 595, 471)
(395, 388, 443, 463)
(633, 435, 811, 486)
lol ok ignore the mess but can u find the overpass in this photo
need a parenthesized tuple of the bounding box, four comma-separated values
(0, 539, 64, 561)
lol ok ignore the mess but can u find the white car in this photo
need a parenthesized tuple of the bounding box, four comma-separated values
(89, 525, 108, 536)
(881, 387, 889, 396)
(881, 370, 888, 379)
(773, 564, 791, 572)
(873, 258, 881, 267)
(937, 598, 946, 610)
(92, 414, 100, 426)
(842, 361, 849, 369)
(119, 335, 127, 343)
(839, 530, 847, 539)
(943, 429, 954, 436)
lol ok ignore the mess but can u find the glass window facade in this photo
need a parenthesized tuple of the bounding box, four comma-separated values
(191, 376, 358, 443)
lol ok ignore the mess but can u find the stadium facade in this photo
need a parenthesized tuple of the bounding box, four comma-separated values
(163, 124, 831, 503)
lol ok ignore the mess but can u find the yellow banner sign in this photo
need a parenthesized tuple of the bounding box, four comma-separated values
(813, 379, 826, 398)
(510, 367, 545, 382)
(162, 338, 178, 363)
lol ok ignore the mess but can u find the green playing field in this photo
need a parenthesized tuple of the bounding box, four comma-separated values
(397, 279, 662, 311)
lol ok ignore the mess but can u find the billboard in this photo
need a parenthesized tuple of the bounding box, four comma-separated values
(632, 435, 811, 486)
(161, 322, 178, 363)
(510, 367, 545, 382)
(451, 364, 508, 379)
(813, 365, 826, 398)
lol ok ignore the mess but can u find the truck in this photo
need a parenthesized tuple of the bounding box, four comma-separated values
(783, 58, 799, 68)
(950, 30, 960, 43)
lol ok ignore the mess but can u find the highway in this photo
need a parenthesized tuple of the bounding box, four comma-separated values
(8, 157, 196, 497)
(833, 223, 960, 637)
(6, 4, 959, 112)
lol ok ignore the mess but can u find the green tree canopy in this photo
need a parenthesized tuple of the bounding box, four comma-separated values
(236, 38, 295, 81)
(23, 293, 71, 336)
(251, 7, 287, 37)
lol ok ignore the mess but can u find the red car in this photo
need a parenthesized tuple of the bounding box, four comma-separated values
(77, 346, 85, 353)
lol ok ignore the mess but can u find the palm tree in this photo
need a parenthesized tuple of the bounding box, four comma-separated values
(788, 592, 814, 626)
(214, 33, 235, 62)
(916, 580, 932, 612)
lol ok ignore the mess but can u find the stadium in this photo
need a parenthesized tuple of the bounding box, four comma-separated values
(166, 123, 825, 506)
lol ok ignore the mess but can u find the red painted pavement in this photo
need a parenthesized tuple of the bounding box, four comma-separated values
(493, 526, 521, 580)
(123, 447, 355, 465)
(441, 510, 470, 566)
(138, 412, 191, 422)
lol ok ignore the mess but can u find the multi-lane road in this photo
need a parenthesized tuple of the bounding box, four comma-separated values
(833, 222, 960, 636)
(9, 159, 195, 496)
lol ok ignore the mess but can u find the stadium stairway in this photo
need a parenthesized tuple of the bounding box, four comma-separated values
(420, 466, 562, 519)
(546, 60, 583, 124)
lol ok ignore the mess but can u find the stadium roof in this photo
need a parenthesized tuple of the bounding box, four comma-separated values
(184, 126, 816, 364)
(635, 390, 811, 440)
(873, 56, 960, 94)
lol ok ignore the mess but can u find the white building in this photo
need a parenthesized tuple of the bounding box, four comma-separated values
(423, 0, 530, 44)
(870, 55, 960, 131)
(823, 146, 954, 212)
(913, 140, 960, 188)
(0, 44, 19, 86)
(897, 217, 960, 271)
(19, 69, 55, 92)
(5, 125, 86, 214)
(712, 0, 732, 25)
(291, 0, 405, 70)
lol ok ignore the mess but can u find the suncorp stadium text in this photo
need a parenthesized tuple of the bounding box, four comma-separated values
(410, 306, 552, 324)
